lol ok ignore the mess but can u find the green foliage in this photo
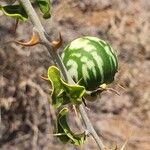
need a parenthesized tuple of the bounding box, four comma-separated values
(48, 66, 86, 145)
(56, 108, 86, 145)
(0, 0, 51, 20)
(47, 66, 85, 108)
(35, 0, 51, 19)
(0, 4, 28, 21)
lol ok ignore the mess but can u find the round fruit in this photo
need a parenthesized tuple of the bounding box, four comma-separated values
(61, 36, 118, 91)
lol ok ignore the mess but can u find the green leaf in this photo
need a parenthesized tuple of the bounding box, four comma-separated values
(56, 108, 86, 145)
(47, 66, 85, 108)
(0, 4, 28, 21)
(61, 79, 85, 105)
(47, 66, 66, 108)
(35, 0, 51, 19)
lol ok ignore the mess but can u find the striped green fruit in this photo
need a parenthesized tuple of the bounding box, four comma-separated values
(61, 36, 118, 91)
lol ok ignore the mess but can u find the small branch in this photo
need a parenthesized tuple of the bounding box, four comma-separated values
(79, 105, 105, 149)
(19, 0, 105, 149)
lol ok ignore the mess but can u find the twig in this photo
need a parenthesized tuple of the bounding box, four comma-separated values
(19, 0, 105, 149)
(79, 104, 105, 149)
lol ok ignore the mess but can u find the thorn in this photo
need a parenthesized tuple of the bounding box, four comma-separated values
(73, 105, 78, 118)
(106, 88, 120, 96)
(40, 75, 49, 81)
(50, 32, 62, 50)
(98, 84, 120, 96)
(117, 83, 126, 91)
(15, 29, 40, 46)
(82, 98, 90, 111)
(82, 97, 87, 107)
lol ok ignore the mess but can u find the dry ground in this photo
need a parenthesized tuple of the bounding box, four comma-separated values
(0, 0, 150, 149)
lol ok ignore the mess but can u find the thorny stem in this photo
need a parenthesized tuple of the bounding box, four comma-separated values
(19, 0, 105, 149)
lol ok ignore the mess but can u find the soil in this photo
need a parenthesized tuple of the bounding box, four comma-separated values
(0, 0, 150, 150)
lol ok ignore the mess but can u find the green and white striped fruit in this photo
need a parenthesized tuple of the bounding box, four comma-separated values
(61, 36, 118, 91)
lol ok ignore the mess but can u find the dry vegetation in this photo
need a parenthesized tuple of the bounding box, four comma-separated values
(0, 0, 150, 149)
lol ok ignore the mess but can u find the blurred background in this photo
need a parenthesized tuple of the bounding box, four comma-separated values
(0, 0, 150, 149)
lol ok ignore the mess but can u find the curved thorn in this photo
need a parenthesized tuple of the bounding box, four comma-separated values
(117, 83, 126, 91)
(40, 75, 49, 81)
(50, 32, 62, 50)
(15, 29, 40, 46)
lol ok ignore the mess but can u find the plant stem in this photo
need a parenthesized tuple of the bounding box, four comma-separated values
(19, 0, 105, 149)
(78, 104, 105, 149)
